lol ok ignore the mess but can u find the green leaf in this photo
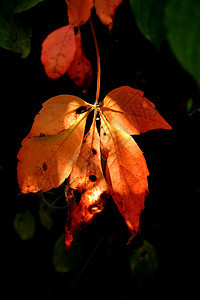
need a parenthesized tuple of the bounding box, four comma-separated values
(14, 0, 44, 13)
(129, 240, 158, 284)
(13, 210, 35, 240)
(129, 0, 167, 48)
(165, 0, 200, 88)
(53, 234, 84, 273)
(39, 200, 54, 230)
(0, 11, 31, 57)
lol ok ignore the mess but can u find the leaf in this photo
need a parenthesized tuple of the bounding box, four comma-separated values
(67, 0, 123, 30)
(65, 115, 110, 249)
(39, 200, 54, 230)
(17, 84, 171, 247)
(95, 0, 123, 30)
(28, 94, 91, 137)
(68, 32, 93, 91)
(17, 112, 88, 193)
(130, 0, 167, 48)
(100, 115, 149, 237)
(13, 210, 35, 240)
(129, 240, 158, 283)
(165, 0, 200, 88)
(53, 234, 84, 272)
(41, 25, 76, 79)
(0, 11, 31, 57)
(14, 0, 44, 13)
(101, 86, 172, 135)
(67, 0, 94, 27)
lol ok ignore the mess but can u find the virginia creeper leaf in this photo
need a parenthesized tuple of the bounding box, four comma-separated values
(67, 0, 94, 27)
(41, 25, 76, 79)
(95, 0, 123, 30)
(65, 116, 110, 248)
(17, 84, 171, 246)
(101, 86, 172, 135)
(17, 112, 88, 193)
(68, 32, 93, 91)
(28, 94, 91, 137)
(100, 115, 149, 237)
(67, 0, 122, 30)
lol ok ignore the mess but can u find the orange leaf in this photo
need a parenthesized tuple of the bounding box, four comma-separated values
(95, 0, 123, 30)
(101, 86, 172, 135)
(68, 32, 93, 91)
(65, 115, 110, 248)
(41, 25, 76, 79)
(28, 94, 91, 138)
(67, 0, 94, 27)
(17, 112, 88, 194)
(100, 114, 149, 237)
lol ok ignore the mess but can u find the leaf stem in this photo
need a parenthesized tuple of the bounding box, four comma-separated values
(89, 19, 101, 106)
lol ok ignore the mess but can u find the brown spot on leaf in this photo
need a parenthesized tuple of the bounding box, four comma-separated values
(42, 162, 48, 171)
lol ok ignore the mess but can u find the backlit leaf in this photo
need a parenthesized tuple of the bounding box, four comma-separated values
(101, 86, 172, 135)
(95, 0, 123, 30)
(41, 25, 76, 79)
(65, 116, 110, 248)
(68, 32, 93, 91)
(67, 0, 94, 27)
(100, 115, 149, 238)
(17, 112, 88, 193)
(28, 94, 91, 137)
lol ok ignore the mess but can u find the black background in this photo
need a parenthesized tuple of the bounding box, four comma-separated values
(1, 0, 200, 298)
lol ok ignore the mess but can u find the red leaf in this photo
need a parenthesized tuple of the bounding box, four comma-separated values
(68, 32, 93, 91)
(41, 25, 76, 79)
(67, 0, 94, 27)
(65, 117, 109, 249)
(101, 86, 172, 135)
(100, 114, 149, 237)
(95, 0, 123, 30)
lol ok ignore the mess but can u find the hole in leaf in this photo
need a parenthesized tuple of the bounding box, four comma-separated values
(92, 148, 97, 155)
(89, 175, 97, 182)
(103, 132, 106, 136)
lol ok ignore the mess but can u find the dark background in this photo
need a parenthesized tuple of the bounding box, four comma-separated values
(1, 0, 200, 298)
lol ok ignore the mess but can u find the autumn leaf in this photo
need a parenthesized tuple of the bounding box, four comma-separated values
(68, 32, 93, 92)
(95, 0, 123, 30)
(67, 0, 94, 27)
(17, 85, 171, 248)
(18, 94, 92, 193)
(41, 25, 76, 79)
(65, 114, 110, 248)
(28, 94, 91, 137)
(100, 113, 149, 238)
(67, 0, 123, 30)
(100, 86, 172, 135)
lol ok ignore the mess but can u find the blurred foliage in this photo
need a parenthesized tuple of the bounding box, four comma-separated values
(0, 0, 44, 57)
(13, 209, 35, 240)
(129, 240, 158, 288)
(130, 0, 200, 88)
